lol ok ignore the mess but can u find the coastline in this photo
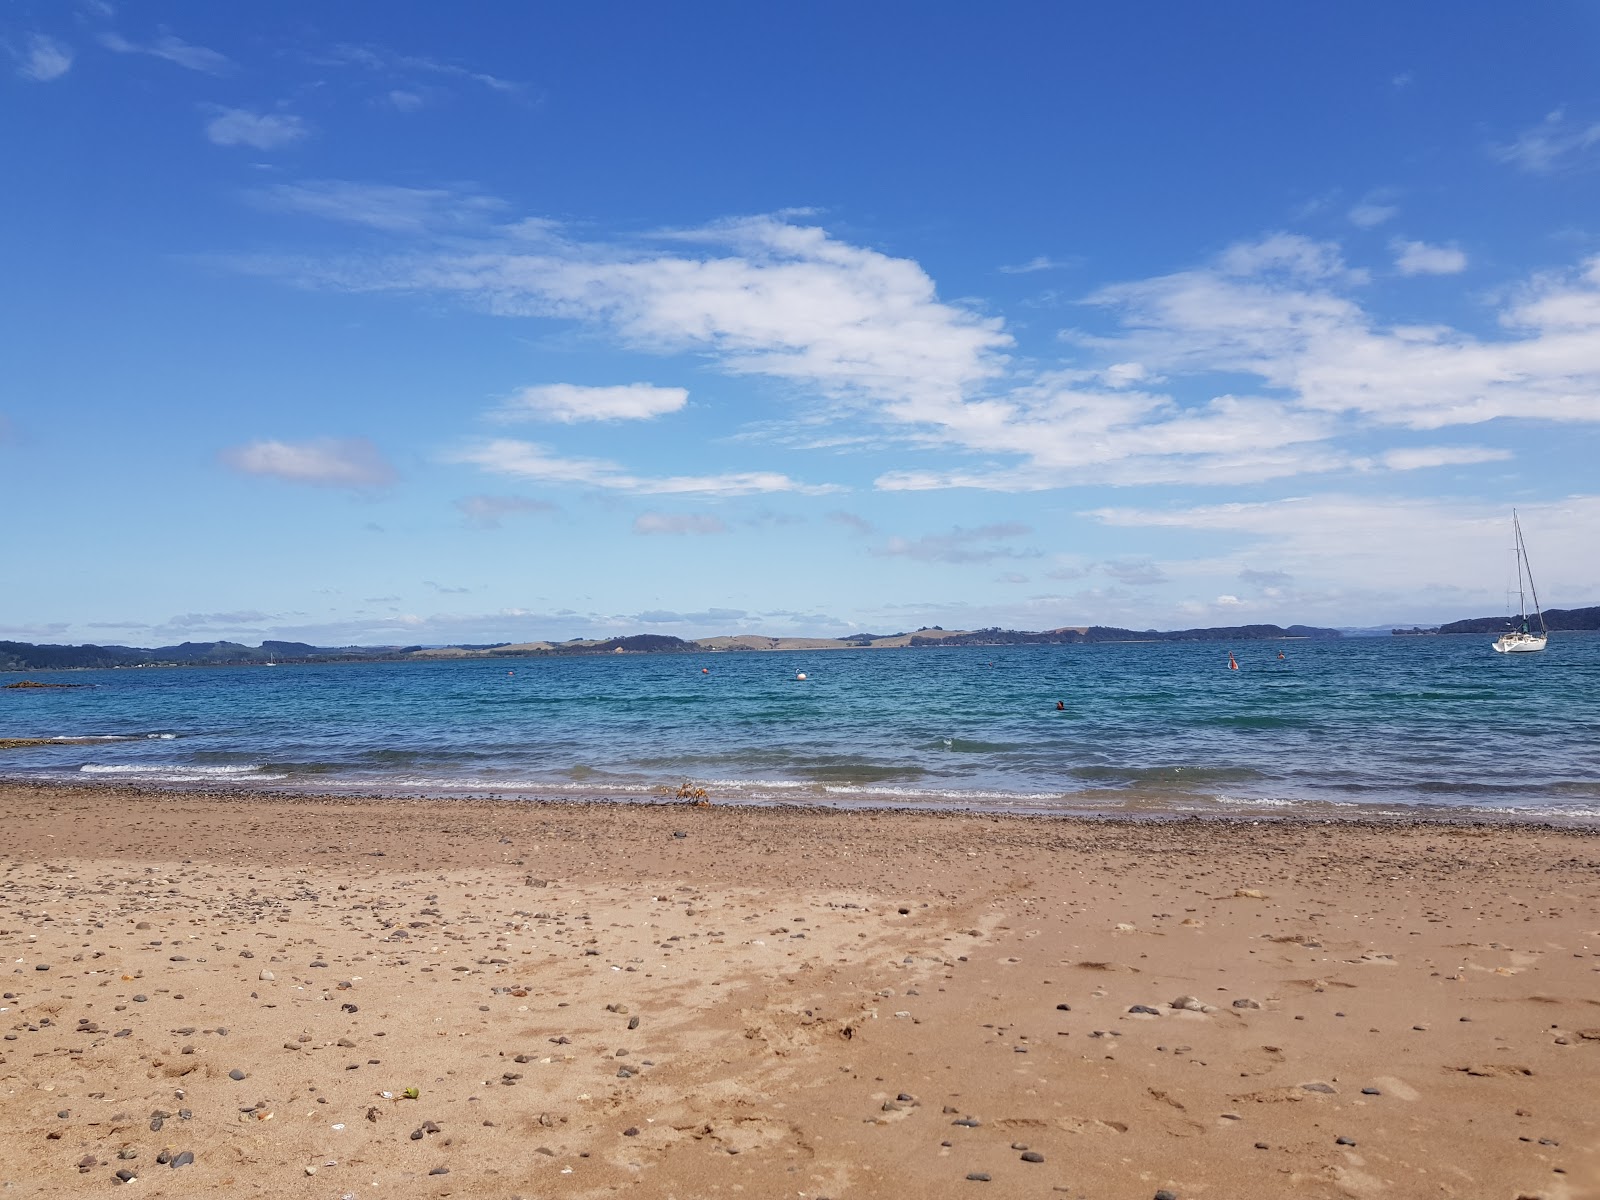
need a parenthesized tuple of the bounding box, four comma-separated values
(3, 784, 1596, 1198)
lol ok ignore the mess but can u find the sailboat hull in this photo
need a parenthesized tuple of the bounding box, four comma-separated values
(1492, 633, 1547, 653)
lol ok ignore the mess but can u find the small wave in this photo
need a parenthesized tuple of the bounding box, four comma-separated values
(80, 764, 265, 777)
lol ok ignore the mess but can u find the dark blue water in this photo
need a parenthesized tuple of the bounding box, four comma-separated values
(4, 634, 1599, 822)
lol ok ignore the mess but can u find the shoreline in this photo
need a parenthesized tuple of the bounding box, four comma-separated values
(5, 776, 1600, 830)
(3, 783, 1598, 1198)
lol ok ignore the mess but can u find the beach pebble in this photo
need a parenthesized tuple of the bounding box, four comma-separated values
(1155, 1191, 1179, 1200)
(1361, 1087, 1381, 1095)
(114, 1169, 136, 1183)
(1336, 1136, 1356, 1146)
(1056, 1003, 1071, 1011)
(1171, 995, 1206, 1011)
(1021, 1151, 1044, 1163)
(965, 1172, 991, 1181)
(1129, 1004, 1162, 1016)
(1232, 998, 1261, 1009)
(1301, 1082, 1336, 1094)
(258, 970, 274, 981)
(228, 1069, 247, 1081)
(169, 1150, 194, 1169)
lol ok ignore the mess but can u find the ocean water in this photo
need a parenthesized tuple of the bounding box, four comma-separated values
(4, 634, 1599, 823)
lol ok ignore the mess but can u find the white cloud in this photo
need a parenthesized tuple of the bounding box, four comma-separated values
(1392, 239, 1467, 276)
(100, 31, 231, 74)
(321, 42, 521, 96)
(15, 34, 72, 81)
(453, 438, 838, 496)
(247, 209, 1600, 492)
(206, 107, 307, 150)
(494, 383, 688, 423)
(1348, 202, 1398, 229)
(1492, 109, 1600, 174)
(387, 90, 425, 112)
(633, 512, 728, 535)
(999, 255, 1076, 275)
(454, 494, 557, 528)
(1079, 237, 1600, 431)
(1100, 559, 1167, 586)
(1378, 445, 1509, 471)
(1087, 493, 1600, 606)
(222, 437, 396, 488)
(872, 523, 1033, 565)
(258, 180, 503, 233)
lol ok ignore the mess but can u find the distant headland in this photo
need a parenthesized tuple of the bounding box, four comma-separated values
(2, 623, 1342, 670)
(3, 607, 1593, 670)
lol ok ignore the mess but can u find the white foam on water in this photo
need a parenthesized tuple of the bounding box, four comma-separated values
(77, 764, 284, 782)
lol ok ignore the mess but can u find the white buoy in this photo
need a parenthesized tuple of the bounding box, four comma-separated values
(796, 672, 807, 680)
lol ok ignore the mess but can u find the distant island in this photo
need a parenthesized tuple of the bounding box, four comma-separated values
(1392, 605, 1600, 637)
(0, 623, 1343, 671)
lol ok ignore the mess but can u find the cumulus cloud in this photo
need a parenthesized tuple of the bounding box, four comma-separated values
(1392, 239, 1467, 276)
(1492, 109, 1600, 173)
(452, 438, 838, 496)
(455, 494, 557, 528)
(873, 523, 1033, 565)
(632, 512, 728, 535)
(221, 437, 396, 488)
(14, 34, 72, 81)
(494, 383, 688, 423)
(100, 31, 231, 74)
(206, 107, 307, 150)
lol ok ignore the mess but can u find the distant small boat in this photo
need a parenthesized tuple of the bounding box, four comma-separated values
(1492, 510, 1548, 654)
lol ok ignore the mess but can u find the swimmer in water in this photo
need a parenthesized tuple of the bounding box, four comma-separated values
(1056, 700, 1065, 711)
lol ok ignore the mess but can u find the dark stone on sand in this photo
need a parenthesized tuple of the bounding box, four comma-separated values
(310, 960, 329, 968)
(952, 1118, 981, 1127)
(1021, 1151, 1044, 1163)
(228, 1069, 246, 1081)
(114, 1169, 136, 1183)
(1232, 998, 1261, 1009)
(429, 1167, 449, 1175)
(35, 964, 48, 971)
(1155, 1191, 1178, 1200)
(1056, 1003, 1071, 1011)
(623, 1126, 639, 1136)
(1301, 1082, 1336, 1094)
(1336, 1136, 1356, 1146)
(1129, 1004, 1161, 1015)
(966, 1173, 991, 1182)
(1361, 1087, 1380, 1095)
(133, 995, 148, 1003)
(672, 831, 687, 838)
(169, 1151, 193, 1169)
(149, 1117, 164, 1132)
(1255, 1141, 1269, 1149)
(628, 1015, 640, 1030)
(897, 1093, 914, 1102)
(410, 1129, 424, 1140)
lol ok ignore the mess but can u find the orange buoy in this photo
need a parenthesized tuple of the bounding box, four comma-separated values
(1228, 652, 1239, 671)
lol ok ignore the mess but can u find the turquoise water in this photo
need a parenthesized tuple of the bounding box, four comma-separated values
(4, 634, 1599, 822)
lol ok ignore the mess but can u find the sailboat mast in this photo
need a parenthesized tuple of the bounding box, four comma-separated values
(1515, 511, 1547, 635)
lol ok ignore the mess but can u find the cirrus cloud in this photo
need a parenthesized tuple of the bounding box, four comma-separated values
(494, 383, 689, 423)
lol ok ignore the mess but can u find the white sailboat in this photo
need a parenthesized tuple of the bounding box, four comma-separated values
(1491, 510, 1548, 654)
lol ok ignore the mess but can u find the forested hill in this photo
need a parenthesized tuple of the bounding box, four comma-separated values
(0, 623, 1344, 670)
(1435, 606, 1600, 634)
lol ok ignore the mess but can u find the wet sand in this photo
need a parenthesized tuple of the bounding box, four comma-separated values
(1, 784, 1597, 1198)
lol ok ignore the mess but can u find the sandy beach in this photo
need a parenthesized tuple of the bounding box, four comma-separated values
(1, 784, 1596, 1199)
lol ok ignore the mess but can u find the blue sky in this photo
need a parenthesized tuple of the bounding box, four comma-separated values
(5, 3, 1599, 645)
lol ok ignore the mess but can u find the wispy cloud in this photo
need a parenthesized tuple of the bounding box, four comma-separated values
(493, 383, 688, 423)
(999, 255, 1077, 275)
(452, 438, 838, 496)
(1099, 559, 1167, 586)
(205, 107, 307, 150)
(828, 510, 875, 535)
(633, 511, 728, 535)
(256, 180, 503, 233)
(1492, 108, 1600, 174)
(319, 43, 522, 96)
(873, 523, 1033, 565)
(100, 31, 230, 74)
(454, 494, 557, 528)
(13, 33, 72, 81)
(1392, 238, 1467, 276)
(1348, 202, 1398, 229)
(221, 437, 396, 488)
